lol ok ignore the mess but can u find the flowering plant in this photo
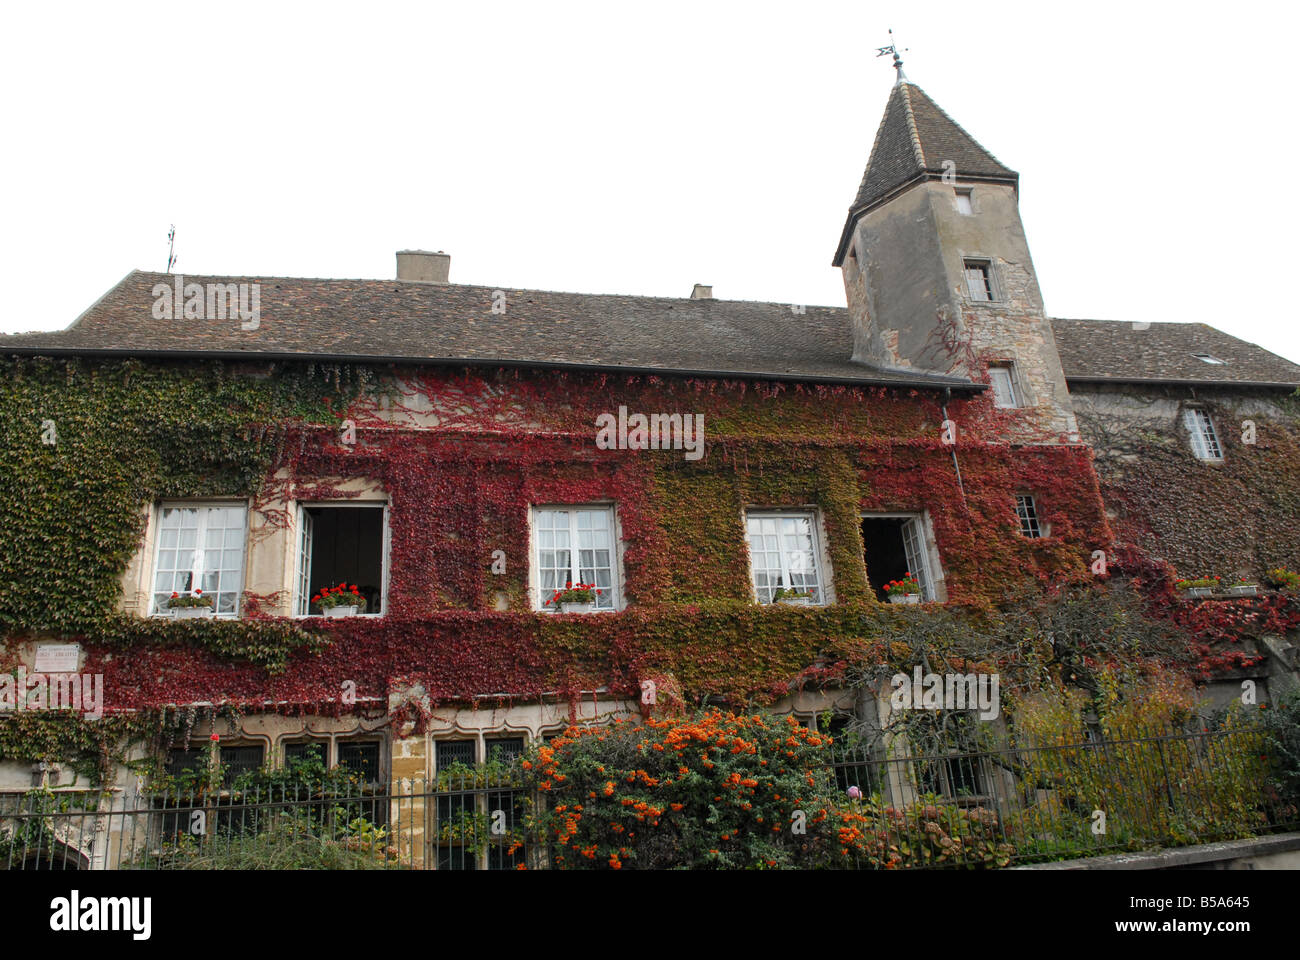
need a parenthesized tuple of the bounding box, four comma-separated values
(167, 590, 213, 609)
(313, 583, 367, 611)
(884, 575, 922, 597)
(549, 582, 599, 606)
(770, 587, 815, 603)
(1224, 576, 1257, 587)
(1265, 568, 1300, 590)
(1174, 576, 1220, 590)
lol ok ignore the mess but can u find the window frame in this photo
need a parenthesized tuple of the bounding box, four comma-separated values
(529, 504, 622, 613)
(1014, 494, 1046, 539)
(987, 363, 1021, 408)
(745, 508, 830, 606)
(962, 258, 998, 302)
(860, 511, 944, 601)
(293, 501, 391, 618)
(1183, 408, 1224, 461)
(148, 500, 250, 618)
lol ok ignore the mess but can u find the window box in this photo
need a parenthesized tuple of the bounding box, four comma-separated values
(1179, 587, 1214, 599)
(559, 601, 597, 614)
(170, 606, 215, 620)
(321, 604, 361, 618)
(776, 596, 813, 607)
(1224, 584, 1258, 597)
(889, 593, 922, 605)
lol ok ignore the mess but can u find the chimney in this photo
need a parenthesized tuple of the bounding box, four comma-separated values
(396, 250, 450, 283)
(690, 284, 713, 299)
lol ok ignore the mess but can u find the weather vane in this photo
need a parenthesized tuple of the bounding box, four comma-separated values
(876, 29, 908, 84)
(166, 224, 177, 273)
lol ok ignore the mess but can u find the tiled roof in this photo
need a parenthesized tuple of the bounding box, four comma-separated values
(0, 270, 974, 391)
(1051, 319, 1300, 388)
(7, 273, 1294, 391)
(835, 82, 1018, 264)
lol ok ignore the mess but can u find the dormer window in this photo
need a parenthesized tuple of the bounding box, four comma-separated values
(955, 189, 973, 215)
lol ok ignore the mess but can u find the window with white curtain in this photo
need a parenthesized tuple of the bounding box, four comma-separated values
(151, 503, 247, 615)
(746, 511, 825, 604)
(532, 506, 619, 611)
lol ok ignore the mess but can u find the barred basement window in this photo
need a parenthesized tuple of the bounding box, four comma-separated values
(1183, 408, 1224, 461)
(284, 740, 330, 767)
(165, 747, 206, 778)
(1015, 494, 1043, 538)
(151, 503, 247, 616)
(337, 740, 382, 783)
(218, 745, 266, 780)
(746, 511, 825, 604)
(963, 259, 995, 301)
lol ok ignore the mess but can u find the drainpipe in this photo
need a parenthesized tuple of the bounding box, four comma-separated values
(941, 388, 968, 508)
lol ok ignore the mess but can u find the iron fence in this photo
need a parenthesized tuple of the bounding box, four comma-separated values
(2, 723, 1295, 869)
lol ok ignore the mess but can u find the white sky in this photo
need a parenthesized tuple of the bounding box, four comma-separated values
(2, 1, 1297, 363)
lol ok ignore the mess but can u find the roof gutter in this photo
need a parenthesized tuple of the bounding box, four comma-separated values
(2, 346, 985, 393)
(1065, 375, 1300, 391)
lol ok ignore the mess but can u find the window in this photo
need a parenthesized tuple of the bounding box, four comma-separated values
(434, 738, 527, 871)
(337, 740, 382, 783)
(218, 744, 266, 780)
(165, 747, 206, 778)
(963, 259, 995, 301)
(861, 514, 940, 601)
(955, 189, 973, 215)
(533, 506, 619, 611)
(1015, 495, 1043, 538)
(1192, 354, 1227, 365)
(746, 511, 825, 604)
(1183, 408, 1224, 461)
(151, 503, 247, 616)
(987, 364, 1020, 408)
(296, 504, 388, 616)
(284, 739, 330, 767)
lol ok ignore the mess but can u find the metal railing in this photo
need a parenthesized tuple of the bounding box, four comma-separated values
(2, 723, 1295, 869)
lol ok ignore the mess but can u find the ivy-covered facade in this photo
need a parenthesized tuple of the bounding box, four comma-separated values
(1, 77, 1298, 869)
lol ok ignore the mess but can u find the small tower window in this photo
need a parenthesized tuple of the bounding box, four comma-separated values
(955, 189, 973, 215)
(988, 364, 1020, 408)
(963, 260, 995, 301)
(1014, 494, 1043, 538)
(1183, 408, 1224, 461)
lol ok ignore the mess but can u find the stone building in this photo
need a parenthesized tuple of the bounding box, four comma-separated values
(1, 74, 1296, 868)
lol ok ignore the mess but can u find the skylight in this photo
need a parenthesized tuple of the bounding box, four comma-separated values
(1192, 354, 1227, 365)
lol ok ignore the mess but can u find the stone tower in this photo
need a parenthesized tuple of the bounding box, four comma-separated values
(834, 78, 1078, 441)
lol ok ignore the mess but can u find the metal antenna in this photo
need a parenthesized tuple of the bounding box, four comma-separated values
(166, 225, 177, 273)
(875, 28, 909, 84)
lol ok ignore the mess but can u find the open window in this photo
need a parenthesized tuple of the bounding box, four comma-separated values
(296, 504, 388, 616)
(861, 513, 939, 601)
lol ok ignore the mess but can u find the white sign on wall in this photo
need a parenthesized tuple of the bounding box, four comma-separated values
(34, 644, 81, 674)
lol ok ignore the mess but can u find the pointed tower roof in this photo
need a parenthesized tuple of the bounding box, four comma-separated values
(833, 81, 1019, 265)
